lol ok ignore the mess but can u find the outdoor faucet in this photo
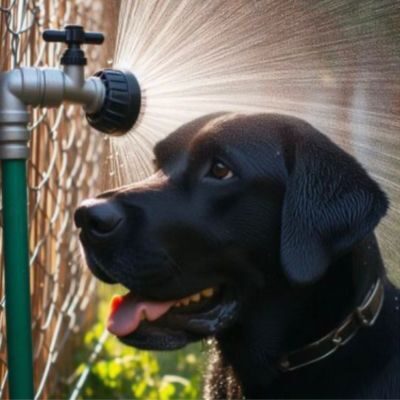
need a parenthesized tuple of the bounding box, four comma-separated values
(0, 24, 141, 159)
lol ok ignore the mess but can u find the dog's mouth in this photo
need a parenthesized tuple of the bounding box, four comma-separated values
(80, 242, 240, 349)
(107, 286, 239, 350)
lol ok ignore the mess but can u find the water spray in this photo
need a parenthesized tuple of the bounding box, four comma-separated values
(0, 25, 141, 398)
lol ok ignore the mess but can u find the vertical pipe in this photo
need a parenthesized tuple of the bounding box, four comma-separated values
(1, 159, 34, 399)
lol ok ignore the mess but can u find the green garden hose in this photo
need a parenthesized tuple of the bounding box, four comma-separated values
(1, 160, 34, 399)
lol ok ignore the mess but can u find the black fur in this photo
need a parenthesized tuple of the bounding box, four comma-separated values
(76, 113, 399, 399)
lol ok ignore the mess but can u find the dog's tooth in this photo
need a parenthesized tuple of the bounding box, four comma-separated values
(182, 298, 190, 306)
(140, 312, 146, 321)
(202, 288, 214, 298)
(174, 301, 182, 307)
(191, 293, 201, 302)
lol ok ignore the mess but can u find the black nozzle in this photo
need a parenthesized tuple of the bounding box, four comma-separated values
(43, 25, 104, 65)
(86, 69, 142, 136)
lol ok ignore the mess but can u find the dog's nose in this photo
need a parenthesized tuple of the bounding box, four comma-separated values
(75, 200, 123, 239)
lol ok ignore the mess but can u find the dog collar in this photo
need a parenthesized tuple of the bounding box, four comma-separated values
(279, 278, 384, 372)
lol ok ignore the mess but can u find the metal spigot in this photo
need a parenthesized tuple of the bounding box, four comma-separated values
(0, 24, 142, 161)
(42, 25, 142, 136)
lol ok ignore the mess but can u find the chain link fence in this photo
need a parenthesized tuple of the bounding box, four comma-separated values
(0, 0, 118, 397)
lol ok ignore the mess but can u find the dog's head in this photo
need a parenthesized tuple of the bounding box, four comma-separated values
(75, 113, 388, 350)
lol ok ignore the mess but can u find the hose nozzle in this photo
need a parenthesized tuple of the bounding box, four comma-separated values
(86, 69, 141, 136)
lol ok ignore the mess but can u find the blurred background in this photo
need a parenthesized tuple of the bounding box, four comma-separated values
(0, 0, 399, 399)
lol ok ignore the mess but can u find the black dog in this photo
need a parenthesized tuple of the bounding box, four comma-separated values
(75, 113, 400, 399)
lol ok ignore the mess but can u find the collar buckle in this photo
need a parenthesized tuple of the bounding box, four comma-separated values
(356, 279, 384, 327)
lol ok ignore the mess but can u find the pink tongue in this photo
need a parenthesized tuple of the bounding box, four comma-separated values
(107, 293, 175, 337)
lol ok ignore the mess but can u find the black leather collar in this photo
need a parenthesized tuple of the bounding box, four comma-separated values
(279, 278, 384, 372)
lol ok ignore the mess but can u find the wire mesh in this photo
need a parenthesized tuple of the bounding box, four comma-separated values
(0, 0, 118, 397)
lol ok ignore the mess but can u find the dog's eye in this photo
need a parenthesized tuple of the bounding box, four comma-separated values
(208, 161, 234, 180)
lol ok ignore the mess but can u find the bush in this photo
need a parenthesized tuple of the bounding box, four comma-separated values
(69, 285, 205, 399)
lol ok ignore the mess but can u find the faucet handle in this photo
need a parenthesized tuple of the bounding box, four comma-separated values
(43, 25, 104, 65)
(43, 25, 104, 45)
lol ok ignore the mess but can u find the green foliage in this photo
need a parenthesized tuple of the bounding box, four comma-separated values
(69, 286, 204, 399)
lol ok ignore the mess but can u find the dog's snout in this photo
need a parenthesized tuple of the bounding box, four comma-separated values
(75, 200, 123, 239)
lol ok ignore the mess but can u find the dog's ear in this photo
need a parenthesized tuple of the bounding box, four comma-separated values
(281, 127, 388, 285)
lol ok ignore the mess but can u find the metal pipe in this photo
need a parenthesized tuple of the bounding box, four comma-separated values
(6, 67, 105, 114)
(0, 73, 30, 160)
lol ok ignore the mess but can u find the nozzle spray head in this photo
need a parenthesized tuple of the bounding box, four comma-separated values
(86, 69, 141, 136)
